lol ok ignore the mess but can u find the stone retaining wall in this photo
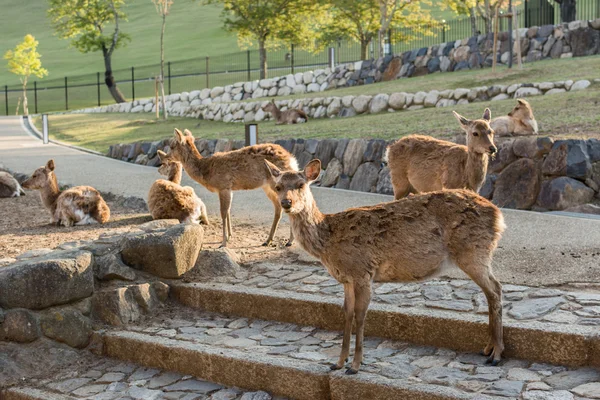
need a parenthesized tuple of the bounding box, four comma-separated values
(108, 135, 600, 212)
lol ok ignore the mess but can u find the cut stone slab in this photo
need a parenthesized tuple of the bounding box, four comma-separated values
(0, 250, 93, 310)
(41, 309, 92, 348)
(121, 224, 204, 279)
(163, 379, 223, 393)
(544, 368, 600, 390)
(571, 382, 600, 398)
(508, 297, 565, 320)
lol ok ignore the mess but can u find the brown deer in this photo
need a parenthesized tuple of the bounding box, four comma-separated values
(262, 99, 308, 125)
(0, 171, 25, 197)
(148, 150, 209, 225)
(167, 128, 298, 247)
(265, 158, 505, 374)
(385, 109, 497, 199)
(490, 99, 538, 137)
(22, 160, 110, 226)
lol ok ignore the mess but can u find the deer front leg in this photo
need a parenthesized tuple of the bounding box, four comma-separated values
(262, 186, 282, 246)
(481, 274, 504, 366)
(218, 190, 233, 248)
(347, 280, 372, 375)
(286, 225, 294, 247)
(331, 283, 355, 371)
(226, 208, 233, 239)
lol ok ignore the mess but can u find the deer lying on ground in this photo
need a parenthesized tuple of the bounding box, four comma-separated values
(265, 158, 505, 374)
(385, 109, 497, 199)
(0, 171, 25, 197)
(262, 100, 308, 125)
(22, 160, 110, 226)
(148, 150, 209, 225)
(490, 99, 538, 137)
(168, 128, 298, 247)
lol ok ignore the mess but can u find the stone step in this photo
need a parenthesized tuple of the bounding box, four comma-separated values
(99, 306, 600, 400)
(170, 281, 600, 368)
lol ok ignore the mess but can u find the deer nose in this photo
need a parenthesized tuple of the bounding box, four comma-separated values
(489, 146, 497, 154)
(281, 199, 292, 210)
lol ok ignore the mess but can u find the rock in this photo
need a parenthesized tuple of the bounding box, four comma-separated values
(420, 367, 469, 385)
(191, 248, 241, 279)
(514, 87, 542, 98)
(41, 309, 92, 348)
(363, 139, 387, 162)
(94, 253, 136, 281)
(382, 57, 402, 81)
(569, 28, 600, 56)
(369, 94, 389, 114)
(545, 369, 600, 390)
(479, 174, 496, 199)
(388, 92, 406, 110)
(543, 140, 591, 179)
(349, 162, 379, 192)
(326, 98, 341, 117)
(121, 224, 204, 279)
(484, 380, 524, 397)
(0, 309, 39, 343)
(320, 159, 343, 187)
(572, 382, 600, 398)
(343, 139, 368, 176)
(306, 83, 320, 93)
(489, 140, 517, 173)
(493, 159, 540, 209)
(0, 250, 93, 310)
(453, 88, 470, 100)
(513, 137, 553, 159)
(424, 91, 439, 107)
(352, 95, 372, 114)
(210, 86, 224, 98)
(92, 287, 141, 326)
(508, 297, 565, 320)
(152, 281, 170, 302)
(376, 167, 393, 195)
(314, 139, 338, 169)
(163, 379, 223, 393)
(570, 79, 591, 91)
(139, 219, 180, 231)
(564, 204, 600, 214)
(240, 391, 272, 400)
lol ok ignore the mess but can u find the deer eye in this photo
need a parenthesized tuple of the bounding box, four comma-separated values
(472, 132, 479, 137)
(297, 183, 305, 190)
(275, 185, 282, 192)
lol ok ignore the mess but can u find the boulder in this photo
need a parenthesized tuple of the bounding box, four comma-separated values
(92, 287, 141, 326)
(0, 309, 39, 343)
(569, 28, 600, 57)
(542, 140, 591, 180)
(41, 309, 92, 348)
(314, 139, 339, 169)
(376, 167, 393, 195)
(120, 224, 204, 279)
(382, 57, 402, 81)
(564, 204, 600, 215)
(352, 95, 372, 114)
(369, 94, 389, 114)
(343, 139, 368, 176)
(570, 80, 591, 91)
(139, 219, 180, 232)
(489, 140, 517, 173)
(0, 250, 93, 310)
(349, 163, 380, 193)
(479, 174, 497, 200)
(190, 248, 242, 279)
(493, 159, 540, 209)
(536, 177, 595, 210)
(388, 93, 406, 110)
(512, 137, 554, 159)
(94, 253, 136, 281)
(424, 91, 440, 107)
(210, 87, 224, 98)
(514, 87, 542, 98)
(364, 139, 387, 162)
(320, 159, 343, 187)
(326, 98, 341, 117)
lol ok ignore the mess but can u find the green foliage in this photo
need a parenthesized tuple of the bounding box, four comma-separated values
(47, 0, 130, 54)
(4, 34, 48, 82)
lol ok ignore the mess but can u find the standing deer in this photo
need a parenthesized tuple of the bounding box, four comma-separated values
(490, 99, 538, 137)
(168, 128, 298, 247)
(265, 158, 505, 374)
(22, 160, 110, 226)
(385, 109, 497, 199)
(148, 150, 209, 225)
(262, 100, 308, 125)
(0, 171, 25, 197)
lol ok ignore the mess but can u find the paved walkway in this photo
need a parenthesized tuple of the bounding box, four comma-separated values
(1, 116, 599, 287)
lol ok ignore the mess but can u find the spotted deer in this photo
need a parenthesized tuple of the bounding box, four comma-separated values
(0, 171, 25, 197)
(148, 150, 209, 225)
(167, 128, 298, 247)
(385, 109, 497, 199)
(490, 99, 538, 137)
(265, 158, 505, 374)
(22, 160, 110, 226)
(262, 100, 308, 124)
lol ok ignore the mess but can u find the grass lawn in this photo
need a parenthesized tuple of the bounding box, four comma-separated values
(34, 86, 600, 154)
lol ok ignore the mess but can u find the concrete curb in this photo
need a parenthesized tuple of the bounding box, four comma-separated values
(1, 387, 75, 400)
(170, 282, 600, 368)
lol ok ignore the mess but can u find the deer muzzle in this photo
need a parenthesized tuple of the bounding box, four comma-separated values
(281, 199, 292, 210)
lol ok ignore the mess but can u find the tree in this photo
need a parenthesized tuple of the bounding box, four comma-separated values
(377, 0, 433, 58)
(443, 0, 511, 35)
(153, 0, 173, 120)
(554, 0, 576, 23)
(442, 0, 480, 36)
(4, 35, 48, 116)
(48, 0, 130, 103)
(205, 0, 318, 79)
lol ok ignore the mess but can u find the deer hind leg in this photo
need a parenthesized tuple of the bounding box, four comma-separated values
(262, 186, 282, 246)
(200, 202, 210, 225)
(391, 171, 411, 200)
(347, 281, 372, 374)
(218, 190, 233, 248)
(226, 208, 233, 239)
(331, 283, 355, 371)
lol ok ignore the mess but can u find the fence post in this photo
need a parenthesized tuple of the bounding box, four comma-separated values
(247, 51, 251, 81)
(131, 66, 135, 101)
(97, 72, 101, 106)
(387, 29, 392, 55)
(442, 21, 446, 43)
(167, 61, 171, 95)
(328, 47, 335, 70)
(4, 85, 8, 116)
(206, 57, 210, 88)
(508, 0, 513, 69)
(524, 0, 528, 27)
(291, 44, 295, 74)
(65, 77, 68, 110)
(34, 81, 38, 114)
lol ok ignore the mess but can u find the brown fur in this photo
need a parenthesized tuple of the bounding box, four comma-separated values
(0, 171, 25, 198)
(148, 150, 209, 224)
(386, 109, 497, 199)
(22, 160, 110, 226)
(490, 99, 538, 137)
(262, 100, 308, 125)
(266, 158, 506, 374)
(167, 128, 299, 247)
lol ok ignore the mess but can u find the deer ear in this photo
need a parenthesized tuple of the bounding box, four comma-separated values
(482, 108, 491, 122)
(304, 159, 321, 182)
(264, 160, 281, 178)
(46, 159, 55, 172)
(517, 99, 527, 105)
(453, 111, 470, 128)
(174, 129, 185, 144)
(183, 129, 192, 137)
(157, 150, 167, 160)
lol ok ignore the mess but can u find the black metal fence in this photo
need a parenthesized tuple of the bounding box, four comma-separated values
(2, 0, 599, 115)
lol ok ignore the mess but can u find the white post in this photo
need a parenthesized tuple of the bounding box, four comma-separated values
(42, 114, 49, 144)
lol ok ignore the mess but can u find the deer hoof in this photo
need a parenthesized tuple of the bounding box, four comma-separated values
(485, 356, 501, 366)
(345, 368, 358, 375)
(285, 241, 293, 247)
(329, 363, 342, 371)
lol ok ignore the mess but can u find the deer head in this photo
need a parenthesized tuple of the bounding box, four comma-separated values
(265, 159, 321, 214)
(453, 109, 497, 156)
(157, 150, 177, 176)
(169, 128, 200, 162)
(262, 100, 277, 113)
(22, 159, 56, 189)
(508, 99, 534, 120)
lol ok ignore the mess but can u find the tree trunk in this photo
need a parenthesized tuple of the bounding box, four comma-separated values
(560, 0, 577, 22)
(484, 0, 492, 34)
(22, 77, 28, 116)
(360, 39, 369, 60)
(378, 29, 386, 59)
(470, 7, 479, 36)
(259, 39, 267, 80)
(103, 51, 126, 103)
(160, 13, 168, 120)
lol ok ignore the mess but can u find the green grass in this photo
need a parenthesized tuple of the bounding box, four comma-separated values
(33, 86, 600, 154)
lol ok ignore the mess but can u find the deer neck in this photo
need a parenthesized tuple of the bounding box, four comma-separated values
(466, 151, 488, 191)
(169, 164, 183, 184)
(270, 106, 282, 121)
(41, 175, 61, 215)
(289, 194, 328, 259)
(179, 147, 209, 185)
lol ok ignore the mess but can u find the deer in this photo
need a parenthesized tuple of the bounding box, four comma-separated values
(167, 128, 299, 247)
(490, 99, 538, 137)
(265, 158, 506, 374)
(21, 159, 110, 226)
(384, 108, 497, 199)
(0, 171, 25, 197)
(148, 150, 209, 225)
(262, 99, 308, 125)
